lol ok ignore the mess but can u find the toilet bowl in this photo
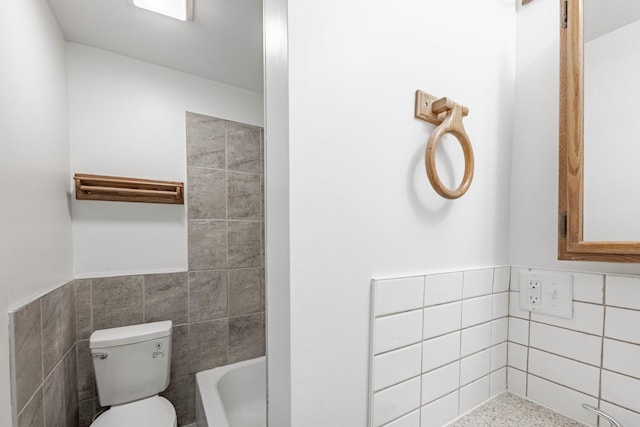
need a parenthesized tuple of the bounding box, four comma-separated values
(89, 321, 177, 427)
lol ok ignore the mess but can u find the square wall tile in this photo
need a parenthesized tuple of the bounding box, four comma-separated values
(463, 269, 494, 299)
(228, 268, 263, 317)
(161, 374, 195, 426)
(189, 270, 227, 322)
(189, 320, 228, 373)
(459, 375, 490, 415)
(375, 310, 423, 355)
(420, 391, 458, 427)
(228, 313, 265, 363)
(606, 275, 640, 310)
(171, 325, 190, 379)
(528, 349, 599, 396)
(92, 276, 144, 330)
(227, 221, 262, 268)
(460, 349, 491, 386)
(188, 220, 227, 270)
(187, 167, 226, 220)
(186, 112, 226, 169)
(12, 299, 42, 412)
(144, 272, 188, 324)
(43, 362, 65, 427)
(529, 323, 601, 366)
(17, 387, 43, 427)
(227, 121, 262, 174)
(461, 323, 491, 357)
(227, 172, 262, 220)
(61, 281, 76, 356)
(422, 332, 460, 373)
(423, 302, 461, 340)
(461, 295, 492, 328)
(373, 378, 421, 427)
(424, 272, 462, 307)
(76, 340, 95, 401)
(374, 277, 424, 317)
(374, 344, 422, 391)
(421, 361, 460, 405)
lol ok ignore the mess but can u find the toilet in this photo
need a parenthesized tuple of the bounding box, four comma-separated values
(89, 320, 177, 427)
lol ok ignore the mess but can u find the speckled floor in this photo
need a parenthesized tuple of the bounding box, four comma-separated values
(448, 393, 587, 427)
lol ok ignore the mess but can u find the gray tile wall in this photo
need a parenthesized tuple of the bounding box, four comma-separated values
(10, 281, 78, 427)
(10, 112, 265, 427)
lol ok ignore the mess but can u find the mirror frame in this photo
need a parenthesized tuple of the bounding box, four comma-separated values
(559, 0, 640, 262)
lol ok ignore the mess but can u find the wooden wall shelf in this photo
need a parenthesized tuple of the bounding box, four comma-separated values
(74, 173, 184, 205)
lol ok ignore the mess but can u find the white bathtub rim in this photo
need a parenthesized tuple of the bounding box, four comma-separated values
(196, 356, 266, 427)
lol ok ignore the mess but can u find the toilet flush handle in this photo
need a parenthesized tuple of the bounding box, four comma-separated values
(92, 352, 108, 360)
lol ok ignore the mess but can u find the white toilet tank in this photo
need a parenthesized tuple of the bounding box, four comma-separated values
(90, 321, 172, 407)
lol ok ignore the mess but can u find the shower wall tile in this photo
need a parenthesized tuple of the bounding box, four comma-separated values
(227, 172, 261, 220)
(188, 220, 227, 270)
(92, 276, 143, 330)
(188, 270, 227, 322)
(228, 313, 265, 363)
(186, 112, 226, 169)
(227, 221, 262, 267)
(144, 272, 188, 324)
(187, 167, 226, 220)
(189, 320, 228, 373)
(228, 268, 262, 316)
(226, 121, 261, 174)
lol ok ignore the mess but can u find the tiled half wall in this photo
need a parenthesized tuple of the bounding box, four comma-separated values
(369, 267, 511, 427)
(507, 267, 640, 427)
(9, 112, 265, 427)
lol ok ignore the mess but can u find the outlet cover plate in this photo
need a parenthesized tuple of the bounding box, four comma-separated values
(519, 271, 573, 319)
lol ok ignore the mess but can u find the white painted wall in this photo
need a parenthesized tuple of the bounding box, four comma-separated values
(510, 0, 640, 275)
(0, 0, 73, 423)
(583, 20, 640, 241)
(265, 0, 516, 424)
(67, 43, 264, 278)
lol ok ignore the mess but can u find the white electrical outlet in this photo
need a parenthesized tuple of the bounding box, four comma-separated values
(519, 271, 573, 319)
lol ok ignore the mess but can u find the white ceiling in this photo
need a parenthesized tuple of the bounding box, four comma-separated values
(584, 0, 640, 42)
(46, 0, 264, 93)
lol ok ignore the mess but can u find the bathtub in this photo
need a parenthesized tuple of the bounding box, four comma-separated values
(195, 357, 266, 427)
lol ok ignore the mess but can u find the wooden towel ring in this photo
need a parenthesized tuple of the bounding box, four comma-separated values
(415, 91, 475, 199)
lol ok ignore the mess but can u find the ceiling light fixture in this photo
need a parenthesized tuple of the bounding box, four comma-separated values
(131, 0, 193, 21)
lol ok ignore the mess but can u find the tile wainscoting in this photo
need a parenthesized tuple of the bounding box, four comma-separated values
(508, 267, 640, 427)
(9, 112, 265, 427)
(369, 267, 511, 427)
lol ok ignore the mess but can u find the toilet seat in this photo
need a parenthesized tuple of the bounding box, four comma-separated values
(91, 395, 177, 427)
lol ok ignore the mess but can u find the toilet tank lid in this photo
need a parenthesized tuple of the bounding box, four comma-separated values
(90, 320, 172, 349)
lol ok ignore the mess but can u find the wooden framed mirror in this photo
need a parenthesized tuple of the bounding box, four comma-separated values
(559, 0, 640, 262)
